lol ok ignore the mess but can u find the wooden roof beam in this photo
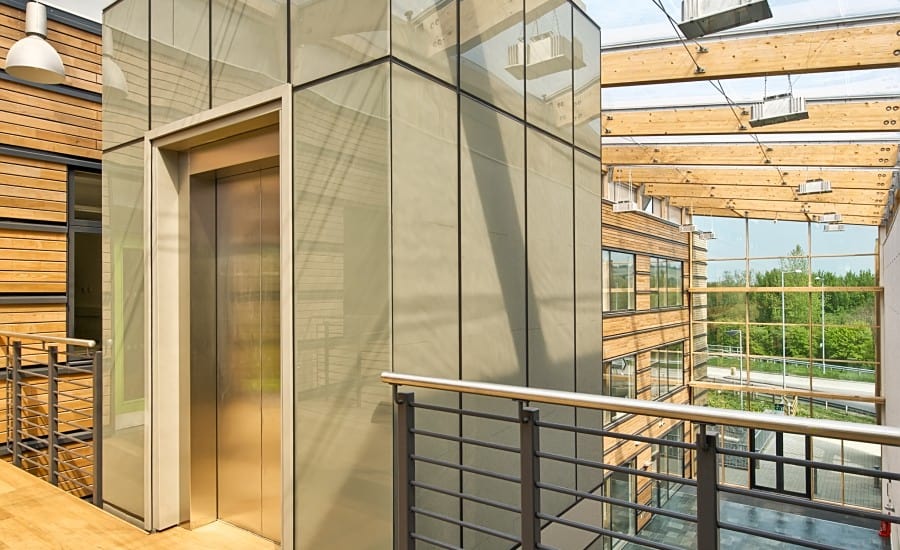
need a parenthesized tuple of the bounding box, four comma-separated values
(689, 206, 881, 226)
(602, 143, 899, 168)
(672, 197, 884, 217)
(645, 183, 888, 205)
(602, 97, 900, 136)
(602, 19, 900, 87)
(612, 166, 894, 190)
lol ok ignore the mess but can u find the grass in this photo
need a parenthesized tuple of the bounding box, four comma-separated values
(707, 356, 875, 383)
(705, 390, 875, 424)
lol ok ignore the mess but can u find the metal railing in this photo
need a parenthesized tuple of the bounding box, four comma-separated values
(1, 331, 102, 505)
(383, 372, 900, 550)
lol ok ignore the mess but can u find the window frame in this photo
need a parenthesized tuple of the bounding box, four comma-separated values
(650, 256, 683, 310)
(603, 249, 636, 312)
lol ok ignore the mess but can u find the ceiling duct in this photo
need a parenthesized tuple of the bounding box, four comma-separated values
(798, 178, 832, 195)
(820, 213, 842, 223)
(823, 223, 846, 232)
(679, 224, 697, 233)
(507, 32, 586, 80)
(679, 0, 773, 39)
(749, 93, 809, 127)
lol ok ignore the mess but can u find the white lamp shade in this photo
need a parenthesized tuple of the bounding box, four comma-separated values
(102, 55, 129, 100)
(4, 2, 66, 85)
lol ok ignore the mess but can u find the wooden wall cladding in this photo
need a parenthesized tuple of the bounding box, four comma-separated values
(0, 303, 67, 368)
(604, 309, 689, 338)
(0, 4, 101, 94)
(602, 202, 690, 260)
(604, 323, 690, 359)
(0, 229, 67, 293)
(0, 154, 69, 222)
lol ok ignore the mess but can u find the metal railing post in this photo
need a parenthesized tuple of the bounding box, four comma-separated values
(696, 424, 720, 550)
(520, 404, 541, 550)
(11, 340, 21, 467)
(395, 391, 415, 550)
(47, 345, 58, 487)
(92, 350, 103, 506)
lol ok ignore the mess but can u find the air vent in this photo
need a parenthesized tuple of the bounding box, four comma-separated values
(613, 201, 639, 213)
(679, 224, 697, 233)
(749, 93, 809, 127)
(679, 0, 773, 39)
(798, 178, 832, 195)
(820, 213, 842, 223)
(823, 223, 845, 232)
(699, 231, 716, 240)
(506, 32, 585, 80)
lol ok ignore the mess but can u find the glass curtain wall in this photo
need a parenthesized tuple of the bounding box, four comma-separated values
(693, 216, 880, 423)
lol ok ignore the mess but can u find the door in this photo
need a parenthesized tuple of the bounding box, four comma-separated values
(751, 429, 811, 498)
(215, 166, 281, 541)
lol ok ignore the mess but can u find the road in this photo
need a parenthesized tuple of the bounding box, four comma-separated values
(705, 366, 876, 415)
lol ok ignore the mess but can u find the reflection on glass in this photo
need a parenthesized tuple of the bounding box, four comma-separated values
(103, 0, 149, 148)
(749, 219, 808, 259)
(292, 0, 388, 85)
(749, 259, 808, 287)
(393, 64, 461, 546)
(603, 355, 635, 423)
(695, 216, 746, 259)
(293, 63, 391, 548)
(605, 461, 636, 539)
(392, 0, 456, 84)
(603, 250, 635, 311)
(460, 0, 525, 117)
(525, 0, 573, 140)
(811, 223, 878, 256)
(706, 259, 747, 287)
(150, 0, 209, 126)
(212, 0, 287, 107)
(101, 143, 146, 520)
(573, 10, 600, 154)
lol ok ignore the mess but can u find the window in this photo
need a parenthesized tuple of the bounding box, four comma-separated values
(650, 257, 683, 308)
(654, 424, 685, 507)
(604, 459, 636, 547)
(603, 250, 635, 311)
(604, 355, 635, 423)
(650, 342, 685, 399)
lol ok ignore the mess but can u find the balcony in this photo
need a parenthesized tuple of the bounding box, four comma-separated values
(383, 372, 898, 549)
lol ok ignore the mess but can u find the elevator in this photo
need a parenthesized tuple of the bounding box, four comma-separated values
(188, 135, 281, 543)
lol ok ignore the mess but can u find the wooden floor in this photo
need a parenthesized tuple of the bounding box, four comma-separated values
(0, 460, 279, 549)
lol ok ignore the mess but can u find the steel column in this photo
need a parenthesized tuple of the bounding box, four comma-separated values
(520, 404, 541, 550)
(395, 391, 416, 550)
(48, 345, 58, 486)
(696, 424, 719, 550)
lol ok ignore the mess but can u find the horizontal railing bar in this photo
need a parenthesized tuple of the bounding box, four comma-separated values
(0, 331, 96, 348)
(56, 475, 92, 492)
(17, 441, 43, 456)
(536, 419, 697, 450)
(411, 454, 521, 484)
(53, 462, 93, 476)
(382, 372, 900, 446)
(410, 428, 520, 454)
(409, 533, 461, 550)
(537, 451, 698, 487)
(721, 447, 900, 480)
(537, 481, 697, 523)
(19, 455, 45, 469)
(411, 480, 521, 514)
(411, 507, 520, 543)
(52, 404, 92, 419)
(535, 512, 683, 550)
(55, 380, 92, 390)
(16, 418, 46, 431)
(719, 520, 846, 550)
(17, 371, 49, 379)
(56, 432, 93, 445)
(410, 401, 519, 424)
(718, 485, 899, 524)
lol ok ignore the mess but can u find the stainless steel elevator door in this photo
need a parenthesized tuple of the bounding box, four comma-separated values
(215, 167, 281, 542)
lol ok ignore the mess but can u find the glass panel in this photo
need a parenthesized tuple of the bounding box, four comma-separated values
(752, 429, 777, 490)
(811, 224, 878, 256)
(101, 143, 146, 520)
(573, 10, 600, 155)
(720, 426, 749, 486)
(811, 257, 877, 285)
(391, 0, 456, 84)
(393, 64, 461, 545)
(150, 0, 209, 126)
(667, 260, 682, 306)
(749, 259, 808, 287)
(574, 150, 604, 492)
(212, 0, 287, 107)
(103, 0, 149, 148)
(292, 0, 388, 85)
(783, 433, 808, 494)
(459, 0, 525, 117)
(72, 171, 102, 222)
(706, 259, 747, 287)
(525, 0, 573, 141)
(748, 219, 808, 259)
(812, 437, 843, 503)
(604, 355, 634, 423)
(707, 292, 744, 323)
(844, 442, 881, 509)
(293, 63, 391, 548)
(459, 95, 524, 547)
(527, 128, 575, 516)
(604, 251, 634, 312)
(606, 464, 636, 538)
(695, 216, 745, 259)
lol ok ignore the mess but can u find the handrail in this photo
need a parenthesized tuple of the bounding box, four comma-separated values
(381, 372, 900, 447)
(0, 330, 95, 349)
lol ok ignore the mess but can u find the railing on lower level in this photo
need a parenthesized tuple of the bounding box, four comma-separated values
(383, 372, 900, 550)
(1, 331, 102, 505)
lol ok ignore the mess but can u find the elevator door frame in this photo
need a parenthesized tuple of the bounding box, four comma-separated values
(145, 86, 294, 547)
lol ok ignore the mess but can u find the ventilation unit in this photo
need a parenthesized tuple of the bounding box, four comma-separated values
(506, 32, 585, 79)
(823, 223, 845, 232)
(820, 213, 842, 223)
(679, 0, 773, 39)
(613, 200, 639, 213)
(699, 231, 717, 240)
(798, 178, 832, 195)
(679, 224, 697, 233)
(749, 93, 809, 127)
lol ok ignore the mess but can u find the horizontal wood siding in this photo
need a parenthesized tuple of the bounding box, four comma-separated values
(0, 229, 66, 293)
(0, 154, 69, 222)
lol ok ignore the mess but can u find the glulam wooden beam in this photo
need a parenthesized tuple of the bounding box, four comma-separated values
(602, 143, 899, 168)
(684, 205, 883, 225)
(613, 166, 894, 190)
(602, 98, 900, 136)
(644, 183, 888, 205)
(602, 20, 900, 87)
(670, 196, 884, 217)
